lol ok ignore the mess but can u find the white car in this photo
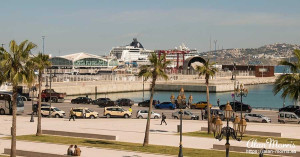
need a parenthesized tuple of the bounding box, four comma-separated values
(41, 106, 66, 118)
(136, 110, 161, 119)
(245, 113, 271, 123)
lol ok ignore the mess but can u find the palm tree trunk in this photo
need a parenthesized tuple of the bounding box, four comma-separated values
(143, 77, 156, 146)
(206, 77, 211, 134)
(36, 73, 42, 136)
(11, 86, 17, 157)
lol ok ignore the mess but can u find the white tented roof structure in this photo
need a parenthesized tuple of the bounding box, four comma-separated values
(59, 52, 103, 62)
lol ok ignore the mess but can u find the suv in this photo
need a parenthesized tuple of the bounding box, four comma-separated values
(205, 109, 225, 121)
(71, 97, 92, 104)
(219, 101, 252, 113)
(279, 105, 300, 112)
(72, 107, 99, 119)
(104, 106, 132, 118)
(41, 106, 65, 118)
(92, 98, 117, 107)
(116, 98, 134, 106)
(138, 100, 158, 107)
(245, 114, 271, 123)
(278, 112, 300, 124)
(172, 110, 199, 120)
(136, 110, 160, 119)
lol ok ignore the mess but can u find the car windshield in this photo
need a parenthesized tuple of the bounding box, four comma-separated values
(53, 108, 61, 111)
(121, 108, 125, 112)
(185, 111, 192, 115)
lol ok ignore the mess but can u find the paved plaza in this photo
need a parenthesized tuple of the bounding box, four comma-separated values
(0, 113, 300, 156)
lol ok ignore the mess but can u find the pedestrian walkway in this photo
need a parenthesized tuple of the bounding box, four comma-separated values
(0, 139, 174, 157)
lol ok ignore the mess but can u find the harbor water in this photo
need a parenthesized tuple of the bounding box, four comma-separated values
(67, 84, 294, 109)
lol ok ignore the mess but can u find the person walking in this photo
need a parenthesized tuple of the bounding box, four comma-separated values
(128, 106, 132, 113)
(160, 113, 167, 125)
(201, 109, 204, 120)
(67, 145, 74, 156)
(217, 99, 220, 107)
(73, 145, 81, 156)
(69, 108, 75, 121)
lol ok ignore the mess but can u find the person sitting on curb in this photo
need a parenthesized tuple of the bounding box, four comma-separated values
(67, 145, 74, 156)
(73, 145, 81, 156)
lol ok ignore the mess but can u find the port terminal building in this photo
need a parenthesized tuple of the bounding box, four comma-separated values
(49, 52, 118, 74)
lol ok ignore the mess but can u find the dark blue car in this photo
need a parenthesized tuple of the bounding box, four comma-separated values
(155, 102, 176, 110)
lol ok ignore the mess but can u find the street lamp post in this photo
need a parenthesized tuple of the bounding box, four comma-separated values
(234, 83, 248, 118)
(212, 101, 247, 157)
(174, 87, 186, 157)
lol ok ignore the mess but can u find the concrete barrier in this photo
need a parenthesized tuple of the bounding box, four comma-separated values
(201, 127, 281, 137)
(4, 148, 67, 157)
(213, 144, 300, 157)
(42, 130, 117, 140)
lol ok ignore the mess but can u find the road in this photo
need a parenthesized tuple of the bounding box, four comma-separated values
(22, 100, 279, 123)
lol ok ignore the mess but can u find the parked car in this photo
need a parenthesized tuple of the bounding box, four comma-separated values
(245, 113, 271, 123)
(116, 98, 134, 106)
(278, 112, 300, 124)
(104, 106, 132, 118)
(279, 105, 300, 112)
(41, 106, 65, 118)
(172, 110, 199, 120)
(138, 100, 158, 107)
(155, 102, 176, 110)
(92, 98, 117, 107)
(72, 107, 98, 119)
(136, 110, 161, 119)
(190, 101, 212, 109)
(219, 101, 252, 113)
(204, 109, 225, 121)
(40, 89, 66, 103)
(71, 97, 92, 104)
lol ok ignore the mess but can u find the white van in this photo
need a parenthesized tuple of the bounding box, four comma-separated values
(278, 112, 300, 124)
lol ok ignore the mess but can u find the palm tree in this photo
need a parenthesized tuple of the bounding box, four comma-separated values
(196, 59, 218, 134)
(31, 53, 51, 136)
(0, 40, 36, 157)
(273, 49, 300, 105)
(138, 53, 170, 146)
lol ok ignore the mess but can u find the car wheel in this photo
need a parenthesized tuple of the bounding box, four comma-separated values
(154, 116, 159, 119)
(138, 116, 143, 119)
(245, 119, 249, 122)
(138, 104, 141, 107)
(0, 109, 5, 115)
(71, 101, 74, 104)
(52, 97, 58, 103)
(174, 116, 178, 119)
(262, 120, 267, 123)
(106, 114, 111, 118)
(55, 114, 60, 118)
(124, 114, 129, 119)
(90, 115, 95, 119)
(155, 106, 158, 109)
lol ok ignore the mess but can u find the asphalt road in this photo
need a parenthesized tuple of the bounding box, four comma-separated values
(22, 100, 279, 123)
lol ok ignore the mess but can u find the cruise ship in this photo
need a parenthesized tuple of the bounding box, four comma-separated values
(110, 38, 200, 67)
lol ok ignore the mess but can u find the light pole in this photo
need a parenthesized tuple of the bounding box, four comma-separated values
(176, 87, 186, 157)
(42, 36, 45, 54)
(212, 101, 247, 157)
(234, 83, 248, 118)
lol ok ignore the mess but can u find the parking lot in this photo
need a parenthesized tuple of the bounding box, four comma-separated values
(21, 100, 280, 123)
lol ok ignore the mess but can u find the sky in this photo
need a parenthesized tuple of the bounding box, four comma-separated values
(1, 0, 300, 56)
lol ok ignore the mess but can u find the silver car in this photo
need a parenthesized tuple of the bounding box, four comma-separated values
(172, 110, 199, 120)
(136, 110, 161, 119)
(278, 112, 300, 124)
(244, 113, 271, 123)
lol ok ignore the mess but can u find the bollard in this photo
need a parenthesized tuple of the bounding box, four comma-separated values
(30, 112, 34, 122)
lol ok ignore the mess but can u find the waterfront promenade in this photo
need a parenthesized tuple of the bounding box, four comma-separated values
(0, 115, 299, 156)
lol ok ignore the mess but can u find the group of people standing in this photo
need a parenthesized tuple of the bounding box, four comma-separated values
(67, 145, 81, 156)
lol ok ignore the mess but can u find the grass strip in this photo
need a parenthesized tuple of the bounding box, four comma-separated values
(183, 131, 300, 145)
(10, 135, 275, 157)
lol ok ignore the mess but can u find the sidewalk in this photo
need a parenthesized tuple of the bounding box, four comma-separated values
(0, 139, 174, 157)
